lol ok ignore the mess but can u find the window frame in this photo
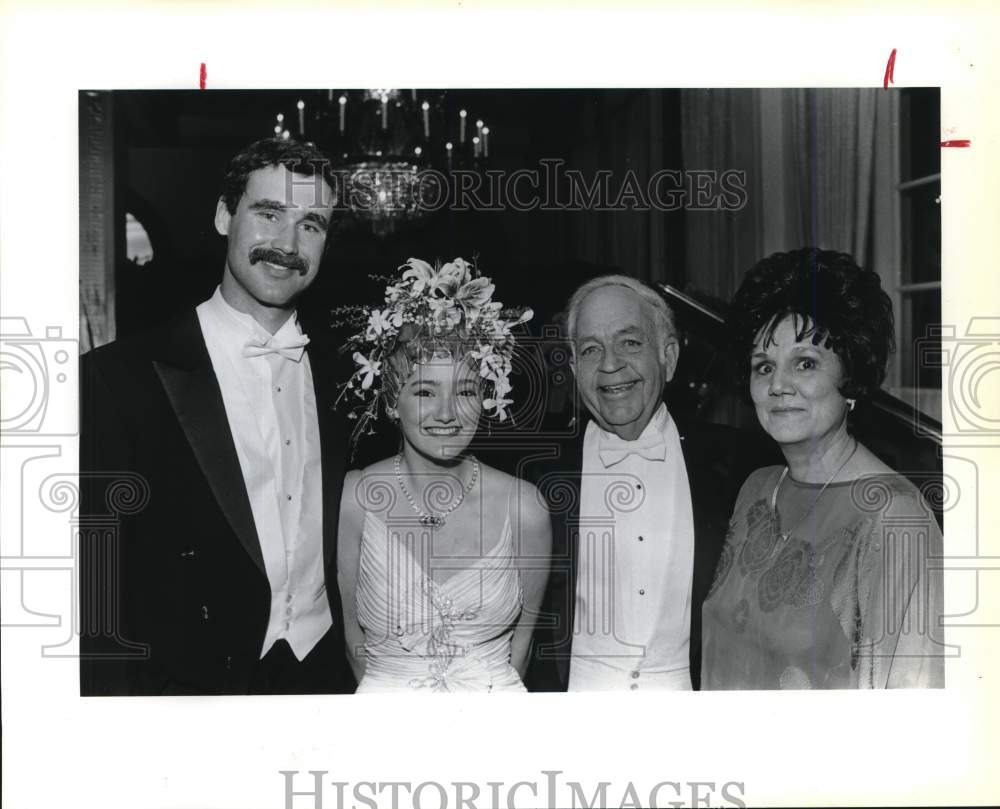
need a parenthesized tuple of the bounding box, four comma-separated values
(871, 89, 942, 421)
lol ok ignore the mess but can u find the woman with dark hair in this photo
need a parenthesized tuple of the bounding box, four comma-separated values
(335, 258, 550, 692)
(701, 247, 943, 689)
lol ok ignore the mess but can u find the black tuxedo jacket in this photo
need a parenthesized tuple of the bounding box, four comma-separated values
(79, 310, 355, 695)
(522, 413, 775, 692)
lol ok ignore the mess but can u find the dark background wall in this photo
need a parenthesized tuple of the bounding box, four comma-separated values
(109, 89, 686, 340)
(81, 88, 942, 506)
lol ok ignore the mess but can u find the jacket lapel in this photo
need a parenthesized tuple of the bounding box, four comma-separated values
(152, 311, 265, 576)
(675, 417, 727, 689)
(306, 334, 348, 570)
(552, 430, 585, 689)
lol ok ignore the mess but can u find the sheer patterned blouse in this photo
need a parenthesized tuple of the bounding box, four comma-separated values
(702, 467, 944, 690)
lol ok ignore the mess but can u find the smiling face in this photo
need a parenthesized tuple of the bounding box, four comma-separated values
(749, 315, 849, 448)
(396, 356, 483, 462)
(571, 285, 678, 440)
(215, 164, 334, 329)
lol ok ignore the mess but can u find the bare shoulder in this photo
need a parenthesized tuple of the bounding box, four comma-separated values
(477, 463, 542, 506)
(853, 442, 897, 476)
(516, 477, 549, 523)
(478, 464, 551, 558)
(477, 461, 546, 511)
(344, 458, 399, 513)
(337, 470, 365, 557)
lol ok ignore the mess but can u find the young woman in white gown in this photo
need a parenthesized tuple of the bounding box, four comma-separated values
(336, 258, 551, 692)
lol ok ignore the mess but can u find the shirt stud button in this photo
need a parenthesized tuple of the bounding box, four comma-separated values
(639, 588, 645, 595)
(631, 670, 640, 679)
(630, 683, 638, 691)
(285, 439, 291, 446)
(286, 494, 292, 501)
(638, 536, 644, 542)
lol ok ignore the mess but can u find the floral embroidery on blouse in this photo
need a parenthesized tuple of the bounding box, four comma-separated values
(757, 537, 820, 613)
(707, 522, 737, 598)
(702, 469, 944, 690)
(732, 598, 750, 633)
(738, 499, 781, 574)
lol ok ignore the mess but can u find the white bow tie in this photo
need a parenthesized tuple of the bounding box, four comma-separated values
(241, 334, 310, 362)
(598, 433, 666, 467)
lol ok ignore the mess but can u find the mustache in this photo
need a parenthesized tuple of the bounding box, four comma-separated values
(249, 247, 309, 274)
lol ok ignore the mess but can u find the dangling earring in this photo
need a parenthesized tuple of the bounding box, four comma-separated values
(846, 398, 856, 412)
(386, 406, 399, 422)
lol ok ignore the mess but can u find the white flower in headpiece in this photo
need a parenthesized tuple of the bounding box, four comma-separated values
(433, 258, 473, 297)
(478, 301, 504, 322)
(401, 258, 436, 293)
(478, 350, 507, 382)
(336, 255, 532, 451)
(352, 351, 381, 390)
(454, 277, 496, 322)
(365, 307, 401, 340)
(429, 296, 462, 333)
(483, 396, 514, 421)
(471, 342, 495, 361)
(492, 374, 513, 397)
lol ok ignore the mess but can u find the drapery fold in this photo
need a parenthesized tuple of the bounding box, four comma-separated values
(681, 88, 878, 301)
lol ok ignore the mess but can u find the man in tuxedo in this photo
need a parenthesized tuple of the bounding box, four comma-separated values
(524, 275, 768, 691)
(79, 138, 355, 695)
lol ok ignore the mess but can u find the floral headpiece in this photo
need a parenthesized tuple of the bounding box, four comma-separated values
(334, 257, 533, 446)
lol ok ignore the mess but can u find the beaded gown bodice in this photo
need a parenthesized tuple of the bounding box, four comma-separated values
(355, 509, 525, 693)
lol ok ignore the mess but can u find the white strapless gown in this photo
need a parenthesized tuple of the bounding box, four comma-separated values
(355, 510, 525, 693)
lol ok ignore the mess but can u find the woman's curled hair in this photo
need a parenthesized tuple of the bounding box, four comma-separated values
(726, 247, 895, 399)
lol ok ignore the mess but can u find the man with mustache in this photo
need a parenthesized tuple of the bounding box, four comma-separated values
(80, 138, 356, 695)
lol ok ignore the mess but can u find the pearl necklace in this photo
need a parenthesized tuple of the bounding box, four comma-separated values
(770, 440, 859, 545)
(394, 454, 480, 528)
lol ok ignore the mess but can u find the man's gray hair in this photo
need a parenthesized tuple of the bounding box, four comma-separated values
(565, 274, 678, 354)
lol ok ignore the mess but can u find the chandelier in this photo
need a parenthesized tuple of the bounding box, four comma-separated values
(271, 90, 492, 237)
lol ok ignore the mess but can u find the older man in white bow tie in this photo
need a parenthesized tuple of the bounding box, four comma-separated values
(525, 275, 772, 693)
(80, 138, 356, 695)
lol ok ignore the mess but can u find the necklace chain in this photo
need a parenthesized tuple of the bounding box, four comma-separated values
(394, 454, 480, 528)
(770, 440, 859, 545)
